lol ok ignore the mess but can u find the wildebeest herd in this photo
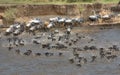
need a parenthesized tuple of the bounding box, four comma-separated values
(0, 13, 119, 69)
(2, 24, 120, 68)
(4, 12, 117, 36)
(5, 17, 81, 36)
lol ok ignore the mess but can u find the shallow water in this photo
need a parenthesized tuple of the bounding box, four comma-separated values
(0, 27, 120, 75)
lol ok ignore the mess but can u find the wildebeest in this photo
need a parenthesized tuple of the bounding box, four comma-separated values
(91, 55, 97, 62)
(64, 18, 73, 27)
(46, 22, 55, 29)
(112, 45, 119, 51)
(33, 40, 40, 44)
(88, 14, 100, 22)
(106, 55, 117, 60)
(72, 18, 84, 26)
(57, 18, 66, 27)
(101, 14, 115, 22)
(69, 58, 74, 64)
(13, 22, 25, 36)
(99, 48, 105, 59)
(76, 63, 82, 67)
(55, 43, 67, 49)
(19, 40, 25, 46)
(42, 43, 50, 49)
(8, 44, 13, 51)
(5, 22, 25, 36)
(83, 58, 87, 64)
(24, 50, 32, 56)
(35, 53, 41, 56)
(44, 52, 53, 56)
(5, 25, 15, 35)
(89, 46, 97, 50)
(26, 18, 44, 33)
(58, 52, 63, 56)
(15, 49, 20, 54)
(84, 45, 89, 50)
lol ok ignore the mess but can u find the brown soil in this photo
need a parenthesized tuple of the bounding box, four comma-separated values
(0, 3, 119, 25)
(0, 3, 118, 17)
(0, 4, 80, 17)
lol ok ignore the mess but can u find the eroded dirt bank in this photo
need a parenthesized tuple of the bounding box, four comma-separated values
(0, 3, 119, 17)
(0, 3, 120, 26)
(0, 4, 80, 16)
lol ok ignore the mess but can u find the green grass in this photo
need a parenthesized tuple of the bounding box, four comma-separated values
(0, 0, 119, 4)
(101, 0, 119, 3)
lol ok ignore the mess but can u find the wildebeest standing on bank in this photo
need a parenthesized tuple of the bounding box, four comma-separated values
(72, 18, 84, 26)
(26, 18, 44, 34)
(88, 14, 100, 22)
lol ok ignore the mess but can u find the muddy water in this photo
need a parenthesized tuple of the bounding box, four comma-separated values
(0, 26, 120, 75)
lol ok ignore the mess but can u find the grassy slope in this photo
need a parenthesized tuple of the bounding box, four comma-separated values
(0, 0, 119, 4)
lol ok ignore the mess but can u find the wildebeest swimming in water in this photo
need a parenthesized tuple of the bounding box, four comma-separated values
(105, 51, 111, 55)
(42, 43, 50, 49)
(83, 58, 87, 64)
(55, 43, 67, 49)
(99, 48, 105, 59)
(19, 39, 25, 46)
(69, 58, 74, 64)
(35, 53, 41, 56)
(112, 45, 119, 51)
(68, 42, 72, 46)
(58, 52, 63, 56)
(89, 46, 97, 50)
(91, 56, 97, 62)
(33, 40, 41, 44)
(106, 55, 117, 61)
(83, 45, 89, 50)
(7, 38, 12, 43)
(76, 63, 82, 67)
(8, 44, 13, 51)
(44, 52, 54, 57)
(24, 50, 32, 56)
(15, 49, 20, 54)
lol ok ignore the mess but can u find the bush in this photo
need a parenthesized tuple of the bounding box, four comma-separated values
(4, 8, 18, 25)
(67, 0, 95, 3)
(82, 0, 94, 2)
(66, 0, 77, 3)
(93, 2, 102, 9)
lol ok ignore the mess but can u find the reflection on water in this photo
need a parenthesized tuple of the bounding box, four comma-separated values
(0, 27, 120, 75)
